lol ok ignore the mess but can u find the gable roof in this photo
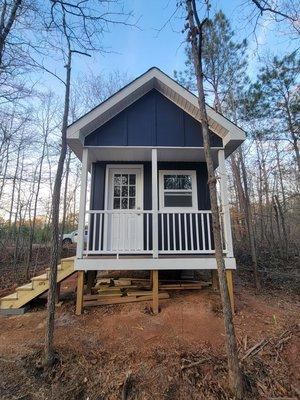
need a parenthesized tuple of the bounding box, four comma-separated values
(67, 67, 246, 159)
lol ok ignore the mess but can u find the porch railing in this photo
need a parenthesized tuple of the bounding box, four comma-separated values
(82, 209, 224, 256)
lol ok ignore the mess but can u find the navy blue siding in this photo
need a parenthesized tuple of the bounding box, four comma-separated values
(90, 161, 210, 211)
(85, 90, 222, 148)
(89, 161, 213, 253)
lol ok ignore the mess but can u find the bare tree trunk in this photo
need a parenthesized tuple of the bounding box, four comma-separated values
(0, 140, 11, 201)
(185, 1, 245, 397)
(237, 146, 260, 289)
(45, 49, 71, 366)
(274, 141, 286, 210)
(60, 148, 71, 251)
(8, 141, 22, 229)
(274, 195, 288, 258)
(0, 0, 22, 66)
(26, 129, 48, 278)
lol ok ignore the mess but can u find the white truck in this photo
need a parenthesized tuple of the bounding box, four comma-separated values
(62, 229, 88, 245)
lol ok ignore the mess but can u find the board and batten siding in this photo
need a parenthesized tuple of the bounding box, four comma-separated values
(84, 90, 222, 148)
(89, 161, 214, 253)
(90, 161, 211, 211)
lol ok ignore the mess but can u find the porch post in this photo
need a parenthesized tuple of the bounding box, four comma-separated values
(77, 148, 89, 259)
(218, 149, 234, 258)
(152, 148, 158, 258)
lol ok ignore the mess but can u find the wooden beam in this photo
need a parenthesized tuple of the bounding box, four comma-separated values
(83, 293, 169, 307)
(152, 269, 159, 314)
(75, 271, 84, 315)
(226, 269, 234, 313)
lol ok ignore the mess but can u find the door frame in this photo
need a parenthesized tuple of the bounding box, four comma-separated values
(104, 164, 144, 251)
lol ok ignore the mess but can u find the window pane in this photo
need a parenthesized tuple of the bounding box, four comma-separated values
(164, 175, 192, 190)
(129, 186, 135, 197)
(164, 193, 193, 207)
(129, 174, 136, 185)
(121, 198, 128, 209)
(114, 186, 120, 197)
(129, 198, 135, 209)
(113, 198, 120, 209)
(122, 186, 128, 197)
(121, 174, 128, 185)
(114, 174, 121, 185)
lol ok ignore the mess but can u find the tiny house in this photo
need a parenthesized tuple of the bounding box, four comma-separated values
(67, 67, 245, 313)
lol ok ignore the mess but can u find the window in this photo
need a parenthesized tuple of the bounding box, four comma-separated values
(112, 173, 136, 210)
(159, 170, 198, 210)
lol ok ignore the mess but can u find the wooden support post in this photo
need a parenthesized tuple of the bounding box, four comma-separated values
(86, 271, 97, 294)
(150, 270, 153, 289)
(152, 270, 159, 314)
(212, 270, 219, 291)
(226, 269, 234, 313)
(75, 271, 84, 315)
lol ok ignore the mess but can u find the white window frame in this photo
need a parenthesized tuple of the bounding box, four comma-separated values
(159, 170, 198, 211)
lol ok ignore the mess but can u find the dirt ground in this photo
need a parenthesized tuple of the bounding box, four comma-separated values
(0, 268, 299, 400)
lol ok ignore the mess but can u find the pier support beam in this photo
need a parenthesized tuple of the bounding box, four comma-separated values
(75, 271, 84, 315)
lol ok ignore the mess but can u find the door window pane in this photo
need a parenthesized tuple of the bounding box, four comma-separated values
(121, 198, 128, 209)
(129, 198, 136, 209)
(129, 186, 135, 197)
(121, 175, 128, 185)
(113, 198, 120, 209)
(114, 174, 121, 185)
(122, 186, 128, 196)
(114, 186, 120, 197)
(129, 174, 136, 185)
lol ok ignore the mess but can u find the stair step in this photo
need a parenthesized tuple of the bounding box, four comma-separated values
(31, 274, 48, 281)
(0, 257, 74, 310)
(1, 293, 18, 301)
(17, 283, 33, 291)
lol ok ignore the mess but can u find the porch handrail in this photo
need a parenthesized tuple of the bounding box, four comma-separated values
(82, 209, 226, 256)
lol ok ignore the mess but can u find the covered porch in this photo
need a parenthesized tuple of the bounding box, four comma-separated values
(75, 146, 234, 270)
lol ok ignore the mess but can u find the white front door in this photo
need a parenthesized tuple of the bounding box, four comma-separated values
(105, 165, 144, 252)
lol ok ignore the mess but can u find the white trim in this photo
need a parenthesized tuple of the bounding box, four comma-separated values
(75, 256, 236, 270)
(77, 148, 89, 258)
(159, 170, 198, 211)
(84, 145, 225, 149)
(152, 149, 158, 258)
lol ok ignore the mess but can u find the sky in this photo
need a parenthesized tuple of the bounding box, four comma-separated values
(66, 0, 298, 84)
(33, 0, 299, 101)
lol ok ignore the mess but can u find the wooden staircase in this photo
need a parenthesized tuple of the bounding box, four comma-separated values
(0, 257, 75, 311)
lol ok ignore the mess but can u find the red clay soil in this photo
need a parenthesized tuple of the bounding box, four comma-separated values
(0, 272, 299, 400)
